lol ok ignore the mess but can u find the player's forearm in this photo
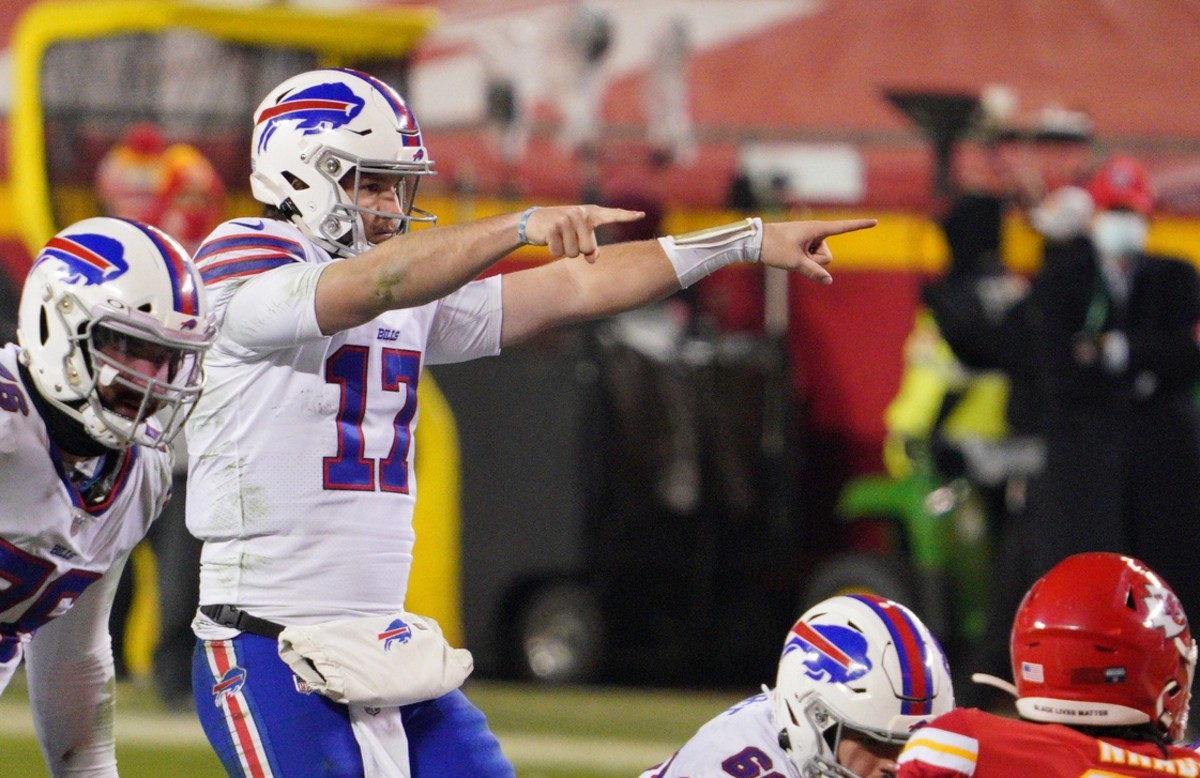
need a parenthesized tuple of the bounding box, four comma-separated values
(317, 212, 522, 333)
(562, 240, 681, 319)
(500, 240, 680, 345)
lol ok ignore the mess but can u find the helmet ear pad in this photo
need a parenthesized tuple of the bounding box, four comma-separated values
(249, 68, 435, 257)
(1012, 552, 1196, 742)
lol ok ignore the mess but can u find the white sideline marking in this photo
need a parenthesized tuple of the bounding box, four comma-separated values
(0, 700, 674, 772)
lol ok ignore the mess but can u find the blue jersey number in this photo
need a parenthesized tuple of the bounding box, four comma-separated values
(0, 539, 102, 662)
(323, 345, 420, 493)
(722, 747, 785, 778)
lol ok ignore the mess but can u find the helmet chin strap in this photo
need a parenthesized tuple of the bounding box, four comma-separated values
(971, 673, 1018, 697)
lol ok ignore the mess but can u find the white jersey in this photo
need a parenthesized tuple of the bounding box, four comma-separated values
(0, 342, 172, 773)
(641, 692, 803, 778)
(187, 218, 502, 631)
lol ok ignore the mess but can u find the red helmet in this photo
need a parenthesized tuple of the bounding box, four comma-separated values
(1011, 552, 1196, 741)
(1087, 155, 1154, 215)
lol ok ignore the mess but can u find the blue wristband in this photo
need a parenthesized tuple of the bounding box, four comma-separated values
(517, 206, 540, 245)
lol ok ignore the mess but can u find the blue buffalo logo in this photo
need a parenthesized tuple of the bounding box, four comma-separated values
(783, 622, 872, 684)
(378, 618, 412, 651)
(212, 666, 247, 706)
(34, 233, 129, 286)
(256, 81, 366, 153)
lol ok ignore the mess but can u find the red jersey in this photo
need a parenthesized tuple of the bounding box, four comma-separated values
(898, 708, 1200, 777)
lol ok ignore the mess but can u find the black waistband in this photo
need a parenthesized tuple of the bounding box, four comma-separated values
(199, 604, 284, 639)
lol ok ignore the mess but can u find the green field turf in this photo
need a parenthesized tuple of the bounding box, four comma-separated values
(0, 674, 748, 776)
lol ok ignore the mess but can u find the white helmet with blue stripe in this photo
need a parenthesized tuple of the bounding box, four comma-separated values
(772, 594, 954, 777)
(250, 67, 436, 257)
(17, 217, 216, 450)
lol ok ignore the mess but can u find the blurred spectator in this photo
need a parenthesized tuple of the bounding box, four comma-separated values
(154, 144, 226, 253)
(919, 127, 1090, 708)
(95, 124, 225, 251)
(881, 201, 1026, 678)
(94, 122, 169, 223)
(881, 308, 1013, 493)
(644, 16, 696, 167)
(1019, 155, 1200, 634)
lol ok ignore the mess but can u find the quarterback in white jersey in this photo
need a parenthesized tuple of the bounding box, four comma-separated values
(643, 595, 954, 778)
(184, 67, 876, 777)
(186, 215, 502, 624)
(1, 217, 213, 776)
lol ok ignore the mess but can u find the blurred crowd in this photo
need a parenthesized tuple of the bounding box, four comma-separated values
(884, 102, 1200, 712)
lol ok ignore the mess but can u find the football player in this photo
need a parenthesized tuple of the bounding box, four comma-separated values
(641, 594, 954, 777)
(1, 217, 214, 775)
(185, 67, 876, 776)
(898, 552, 1199, 776)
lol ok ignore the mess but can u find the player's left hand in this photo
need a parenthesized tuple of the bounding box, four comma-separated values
(761, 218, 878, 285)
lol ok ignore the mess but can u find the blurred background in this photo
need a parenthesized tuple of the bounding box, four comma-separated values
(2, 0, 1199, 774)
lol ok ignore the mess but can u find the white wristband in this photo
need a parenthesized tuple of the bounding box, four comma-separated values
(657, 217, 763, 288)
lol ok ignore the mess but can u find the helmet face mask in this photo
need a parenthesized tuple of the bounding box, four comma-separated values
(780, 695, 909, 778)
(84, 317, 208, 447)
(314, 150, 434, 253)
(250, 69, 437, 257)
(17, 217, 215, 450)
(772, 594, 954, 777)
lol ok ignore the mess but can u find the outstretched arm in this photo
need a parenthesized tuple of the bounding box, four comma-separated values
(314, 205, 644, 334)
(499, 217, 876, 346)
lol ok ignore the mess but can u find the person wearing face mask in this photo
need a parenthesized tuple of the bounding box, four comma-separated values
(1014, 155, 1200, 682)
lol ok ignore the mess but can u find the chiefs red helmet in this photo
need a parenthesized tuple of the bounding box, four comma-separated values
(1087, 155, 1154, 215)
(1011, 552, 1196, 741)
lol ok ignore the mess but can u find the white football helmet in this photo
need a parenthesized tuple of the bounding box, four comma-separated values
(250, 68, 436, 257)
(773, 594, 954, 778)
(17, 217, 216, 450)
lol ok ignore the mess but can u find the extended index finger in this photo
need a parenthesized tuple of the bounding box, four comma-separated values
(817, 218, 878, 237)
(589, 207, 646, 226)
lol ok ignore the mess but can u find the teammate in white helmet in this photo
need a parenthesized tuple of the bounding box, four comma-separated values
(1, 216, 214, 776)
(185, 66, 877, 776)
(641, 594, 954, 778)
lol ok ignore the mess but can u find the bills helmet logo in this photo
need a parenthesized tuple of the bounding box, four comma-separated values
(255, 81, 366, 153)
(378, 618, 412, 651)
(1144, 584, 1188, 639)
(212, 666, 247, 706)
(783, 621, 872, 684)
(33, 233, 129, 286)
